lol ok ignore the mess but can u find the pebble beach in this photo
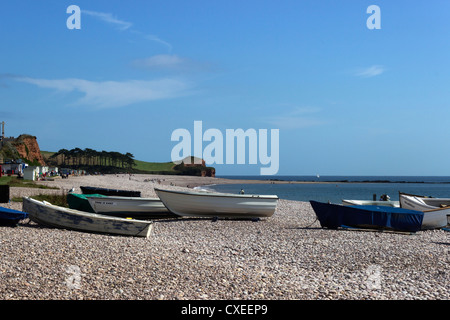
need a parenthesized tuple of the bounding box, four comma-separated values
(1, 174, 449, 300)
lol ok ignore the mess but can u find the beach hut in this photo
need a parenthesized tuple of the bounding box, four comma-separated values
(23, 166, 40, 181)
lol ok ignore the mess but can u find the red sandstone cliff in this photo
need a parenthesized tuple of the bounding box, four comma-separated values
(12, 134, 46, 166)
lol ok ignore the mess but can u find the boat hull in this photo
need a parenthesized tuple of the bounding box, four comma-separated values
(23, 197, 153, 237)
(0, 207, 28, 227)
(310, 201, 424, 232)
(398, 193, 449, 229)
(155, 188, 278, 218)
(87, 195, 175, 219)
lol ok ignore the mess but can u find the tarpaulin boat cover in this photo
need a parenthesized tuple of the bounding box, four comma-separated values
(310, 201, 424, 232)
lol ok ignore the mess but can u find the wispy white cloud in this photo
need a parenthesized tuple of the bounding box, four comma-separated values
(82, 10, 173, 52)
(13, 76, 192, 109)
(288, 106, 322, 116)
(83, 10, 132, 30)
(355, 65, 386, 78)
(131, 54, 213, 73)
(133, 54, 184, 69)
(261, 106, 326, 129)
(144, 35, 173, 53)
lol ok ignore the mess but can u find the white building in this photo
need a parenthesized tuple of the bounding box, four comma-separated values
(23, 166, 40, 181)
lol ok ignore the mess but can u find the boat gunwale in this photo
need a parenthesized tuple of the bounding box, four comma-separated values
(86, 195, 163, 202)
(154, 188, 279, 200)
(342, 199, 400, 206)
(398, 191, 436, 199)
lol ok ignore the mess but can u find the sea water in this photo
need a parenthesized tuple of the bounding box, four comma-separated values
(200, 176, 450, 203)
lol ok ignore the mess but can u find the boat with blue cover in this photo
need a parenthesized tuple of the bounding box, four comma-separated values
(310, 201, 424, 232)
(0, 206, 28, 227)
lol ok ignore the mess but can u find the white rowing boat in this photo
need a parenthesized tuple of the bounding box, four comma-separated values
(23, 197, 153, 237)
(399, 192, 450, 207)
(86, 195, 174, 219)
(154, 188, 278, 218)
(398, 193, 449, 229)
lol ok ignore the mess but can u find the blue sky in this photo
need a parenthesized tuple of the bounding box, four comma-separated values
(1, 1, 449, 176)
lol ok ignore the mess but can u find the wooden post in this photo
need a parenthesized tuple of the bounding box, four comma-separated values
(0, 185, 9, 203)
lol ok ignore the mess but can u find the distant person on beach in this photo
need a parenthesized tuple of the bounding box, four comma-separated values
(240, 188, 245, 194)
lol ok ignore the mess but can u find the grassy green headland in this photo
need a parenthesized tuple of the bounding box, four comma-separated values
(41, 150, 177, 174)
(41, 151, 215, 176)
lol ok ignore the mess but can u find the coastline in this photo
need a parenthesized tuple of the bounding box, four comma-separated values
(154, 175, 450, 190)
(1, 174, 449, 300)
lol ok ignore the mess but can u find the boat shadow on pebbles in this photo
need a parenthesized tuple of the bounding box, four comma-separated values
(151, 216, 267, 224)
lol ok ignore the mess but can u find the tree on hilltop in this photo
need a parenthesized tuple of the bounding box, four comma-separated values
(50, 147, 135, 170)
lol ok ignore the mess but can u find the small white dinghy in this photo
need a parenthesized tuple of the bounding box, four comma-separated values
(398, 193, 449, 230)
(23, 197, 153, 237)
(154, 188, 278, 218)
(399, 192, 450, 207)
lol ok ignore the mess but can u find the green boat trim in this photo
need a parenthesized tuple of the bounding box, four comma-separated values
(67, 193, 108, 213)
